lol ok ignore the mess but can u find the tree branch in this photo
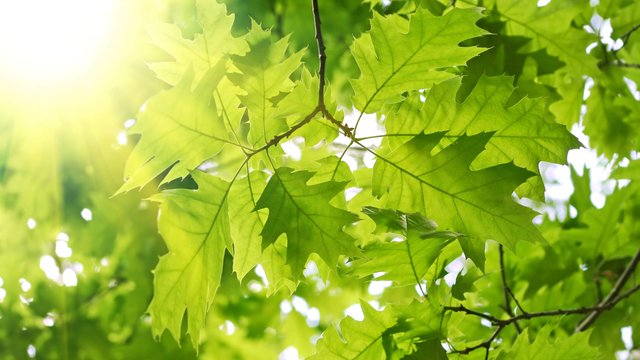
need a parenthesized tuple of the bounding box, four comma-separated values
(444, 250, 640, 332)
(311, 0, 327, 106)
(249, 107, 321, 155)
(621, 23, 640, 44)
(576, 248, 640, 332)
(499, 245, 521, 333)
(248, 0, 333, 156)
(612, 61, 640, 69)
(451, 326, 504, 357)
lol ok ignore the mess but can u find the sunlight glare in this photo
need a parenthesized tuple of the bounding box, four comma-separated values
(0, 0, 114, 84)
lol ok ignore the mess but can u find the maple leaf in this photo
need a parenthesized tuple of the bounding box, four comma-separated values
(610, 1, 640, 38)
(147, 0, 247, 85)
(255, 168, 359, 277)
(351, 8, 487, 113)
(372, 132, 544, 253)
(228, 23, 304, 147)
(584, 85, 638, 157)
(310, 301, 398, 360)
(147, 171, 231, 347)
(562, 187, 633, 258)
(119, 63, 237, 192)
(496, 327, 603, 360)
(494, 0, 598, 75)
(386, 76, 580, 191)
(229, 170, 267, 280)
(352, 207, 460, 289)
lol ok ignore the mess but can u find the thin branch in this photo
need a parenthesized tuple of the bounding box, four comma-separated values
(506, 286, 528, 314)
(322, 109, 354, 138)
(249, 107, 321, 156)
(621, 23, 640, 45)
(443, 305, 502, 324)
(499, 245, 521, 333)
(451, 326, 504, 356)
(612, 62, 640, 69)
(247, 0, 332, 158)
(311, 0, 327, 106)
(445, 281, 640, 328)
(576, 248, 640, 332)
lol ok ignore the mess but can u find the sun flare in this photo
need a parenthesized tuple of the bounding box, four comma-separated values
(0, 0, 114, 86)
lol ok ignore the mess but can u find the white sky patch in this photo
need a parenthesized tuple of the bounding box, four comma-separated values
(62, 269, 78, 287)
(444, 256, 465, 287)
(40, 256, 61, 281)
(219, 320, 236, 335)
(116, 131, 128, 145)
(19, 278, 31, 292)
(56, 232, 70, 242)
(280, 300, 293, 314)
(344, 303, 364, 321)
(0, 288, 7, 303)
(415, 281, 427, 296)
(55, 240, 73, 258)
(27, 345, 36, 359)
(43, 313, 55, 327)
(279, 346, 300, 360)
(537, 0, 551, 6)
(344, 187, 363, 201)
(303, 261, 319, 277)
(255, 264, 269, 286)
(292, 296, 310, 316)
(248, 280, 263, 293)
(81, 208, 92, 221)
(306, 307, 321, 327)
(124, 118, 136, 129)
(27, 218, 36, 230)
(281, 139, 302, 161)
(368, 280, 392, 296)
(623, 78, 640, 100)
(621, 326, 633, 349)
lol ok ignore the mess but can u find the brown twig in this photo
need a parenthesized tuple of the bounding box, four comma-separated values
(499, 245, 521, 333)
(612, 62, 640, 69)
(249, 0, 336, 156)
(311, 0, 327, 106)
(620, 24, 640, 45)
(576, 249, 640, 332)
(451, 326, 504, 357)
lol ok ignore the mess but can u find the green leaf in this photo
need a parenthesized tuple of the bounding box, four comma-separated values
(496, 327, 603, 360)
(272, 68, 340, 146)
(119, 63, 233, 192)
(352, 207, 460, 288)
(562, 186, 632, 258)
(611, 1, 640, 39)
(495, 0, 598, 75)
(351, 8, 486, 113)
(584, 85, 637, 157)
(229, 171, 268, 281)
(548, 72, 585, 127)
(255, 168, 359, 277)
(373, 132, 544, 253)
(147, 171, 231, 347)
(147, 0, 247, 85)
(386, 76, 580, 198)
(310, 301, 398, 360)
(228, 22, 304, 147)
